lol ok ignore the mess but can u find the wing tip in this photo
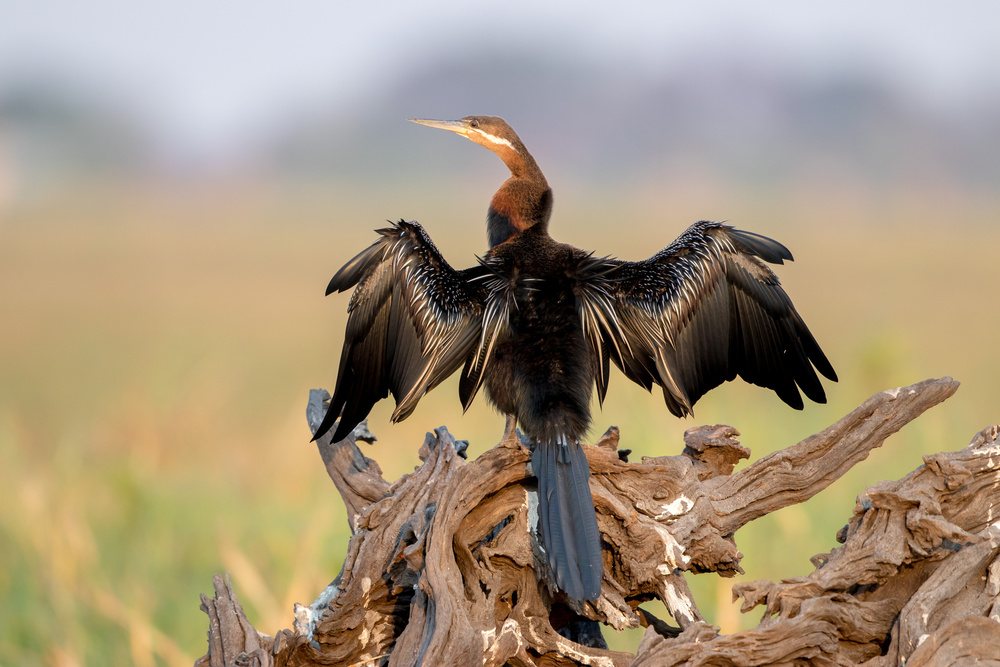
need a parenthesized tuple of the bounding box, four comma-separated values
(311, 399, 344, 442)
(727, 228, 794, 264)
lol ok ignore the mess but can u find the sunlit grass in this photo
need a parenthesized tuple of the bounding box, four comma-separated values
(1, 183, 997, 663)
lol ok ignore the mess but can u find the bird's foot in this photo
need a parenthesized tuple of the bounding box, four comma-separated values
(499, 414, 531, 453)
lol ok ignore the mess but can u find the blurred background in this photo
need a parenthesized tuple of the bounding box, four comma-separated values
(2, 1, 999, 664)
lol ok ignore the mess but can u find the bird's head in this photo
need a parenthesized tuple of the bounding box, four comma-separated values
(409, 115, 524, 156)
(409, 115, 550, 245)
(409, 116, 546, 183)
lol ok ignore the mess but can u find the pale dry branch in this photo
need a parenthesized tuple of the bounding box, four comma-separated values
(196, 378, 1000, 666)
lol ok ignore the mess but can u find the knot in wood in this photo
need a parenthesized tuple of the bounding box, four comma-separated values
(682, 424, 748, 479)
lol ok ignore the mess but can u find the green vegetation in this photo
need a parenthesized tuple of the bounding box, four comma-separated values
(1, 185, 996, 664)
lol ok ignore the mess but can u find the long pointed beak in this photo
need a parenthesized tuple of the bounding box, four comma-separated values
(408, 118, 471, 136)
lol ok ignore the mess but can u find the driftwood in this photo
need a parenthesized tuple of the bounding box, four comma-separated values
(196, 377, 1000, 666)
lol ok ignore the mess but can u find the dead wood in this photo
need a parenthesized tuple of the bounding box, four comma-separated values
(196, 377, 1000, 666)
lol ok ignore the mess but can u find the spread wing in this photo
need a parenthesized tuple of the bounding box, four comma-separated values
(583, 220, 836, 417)
(456, 257, 517, 412)
(314, 220, 485, 442)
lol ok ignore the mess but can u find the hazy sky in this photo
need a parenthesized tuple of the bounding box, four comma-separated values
(3, 1, 999, 159)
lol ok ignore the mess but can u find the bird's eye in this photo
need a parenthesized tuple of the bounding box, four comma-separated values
(469, 119, 479, 129)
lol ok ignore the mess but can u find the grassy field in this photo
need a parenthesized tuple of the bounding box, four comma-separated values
(1, 181, 997, 664)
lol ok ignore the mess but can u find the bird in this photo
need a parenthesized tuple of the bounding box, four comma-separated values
(314, 115, 837, 602)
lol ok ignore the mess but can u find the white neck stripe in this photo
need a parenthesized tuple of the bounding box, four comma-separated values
(471, 128, 517, 152)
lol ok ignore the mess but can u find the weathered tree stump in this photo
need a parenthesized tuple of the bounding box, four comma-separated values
(196, 378, 1000, 666)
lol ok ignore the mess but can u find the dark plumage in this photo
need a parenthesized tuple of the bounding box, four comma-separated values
(315, 115, 837, 602)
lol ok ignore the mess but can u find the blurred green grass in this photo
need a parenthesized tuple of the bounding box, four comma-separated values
(1, 183, 997, 664)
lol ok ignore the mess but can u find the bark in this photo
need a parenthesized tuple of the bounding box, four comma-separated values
(196, 377, 1000, 666)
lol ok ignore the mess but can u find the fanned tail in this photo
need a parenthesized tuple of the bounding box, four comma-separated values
(532, 436, 602, 601)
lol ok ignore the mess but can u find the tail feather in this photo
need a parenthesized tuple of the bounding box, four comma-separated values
(532, 437, 602, 601)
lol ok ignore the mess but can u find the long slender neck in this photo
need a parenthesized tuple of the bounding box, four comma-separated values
(485, 144, 553, 248)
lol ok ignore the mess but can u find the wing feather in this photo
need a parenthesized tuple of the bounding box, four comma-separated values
(606, 220, 836, 416)
(314, 220, 484, 442)
(458, 259, 515, 411)
(572, 252, 631, 405)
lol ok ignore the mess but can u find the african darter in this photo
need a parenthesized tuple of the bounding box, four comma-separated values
(314, 116, 837, 602)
